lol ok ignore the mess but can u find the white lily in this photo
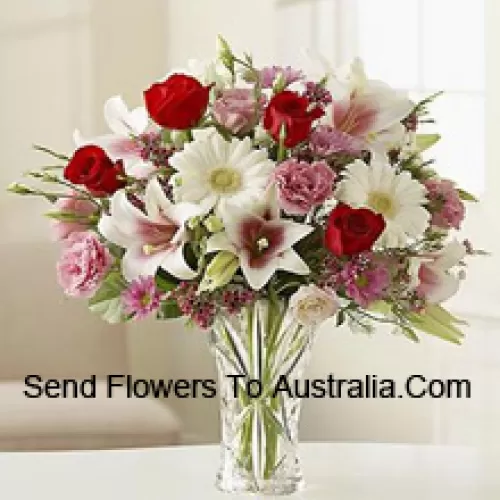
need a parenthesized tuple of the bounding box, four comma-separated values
(411, 240, 467, 304)
(206, 187, 313, 290)
(329, 58, 413, 159)
(74, 96, 155, 179)
(98, 178, 203, 282)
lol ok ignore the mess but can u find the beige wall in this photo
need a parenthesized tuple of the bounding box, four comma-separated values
(0, 1, 166, 378)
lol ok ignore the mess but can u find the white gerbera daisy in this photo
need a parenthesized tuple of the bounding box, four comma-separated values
(169, 132, 275, 214)
(335, 159, 430, 247)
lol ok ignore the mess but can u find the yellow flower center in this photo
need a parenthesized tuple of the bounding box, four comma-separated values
(208, 167, 241, 194)
(257, 237, 269, 251)
(367, 191, 396, 219)
(355, 275, 369, 288)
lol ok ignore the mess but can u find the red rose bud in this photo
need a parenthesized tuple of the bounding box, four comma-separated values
(264, 90, 324, 148)
(64, 145, 126, 196)
(144, 74, 211, 129)
(325, 203, 385, 256)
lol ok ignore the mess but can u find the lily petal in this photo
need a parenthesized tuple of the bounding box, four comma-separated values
(206, 232, 236, 254)
(421, 265, 460, 304)
(278, 249, 310, 275)
(104, 96, 148, 136)
(98, 191, 148, 247)
(434, 240, 467, 271)
(160, 244, 198, 280)
(122, 244, 166, 282)
(279, 220, 314, 251)
(240, 251, 276, 291)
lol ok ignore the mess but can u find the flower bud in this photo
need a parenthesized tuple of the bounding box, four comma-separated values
(199, 251, 239, 292)
(187, 215, 202, 230)
(272, 72, 287, 94)
(203, 215, 224, 233)
(217, 35, 234, 74)
(6, 182, 34, 195)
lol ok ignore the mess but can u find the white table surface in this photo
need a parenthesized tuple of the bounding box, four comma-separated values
(0, 442, 499, 500)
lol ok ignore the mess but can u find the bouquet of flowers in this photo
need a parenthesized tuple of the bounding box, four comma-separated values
(7, 36, 485, 495)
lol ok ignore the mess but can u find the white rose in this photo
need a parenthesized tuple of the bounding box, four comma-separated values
(289, 285, 340, 327)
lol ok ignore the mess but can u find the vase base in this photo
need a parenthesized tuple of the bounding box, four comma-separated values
(215, 473, 304, 496)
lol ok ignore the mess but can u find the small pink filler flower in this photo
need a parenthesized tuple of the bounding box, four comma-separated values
(273, 159, 335, 215)
(121, 276, 162, 319)
(56, 231, 113, 298)
(51, 193, 97, 241)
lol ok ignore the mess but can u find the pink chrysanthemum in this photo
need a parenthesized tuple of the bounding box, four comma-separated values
(309, 125, 364, 156)
(341, 255, 390, 308)
(259, 66, 304, 89)
(122, 276, 162, 319)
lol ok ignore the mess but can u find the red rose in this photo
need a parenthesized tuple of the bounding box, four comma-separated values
(325, 203, 385, 256)
(264, 90, 324, 148)
(144, 74, 211, 129)
(64, 145, 126, 196)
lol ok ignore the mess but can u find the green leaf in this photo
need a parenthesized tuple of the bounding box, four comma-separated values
(406, 310, 464, 345)
(154, 272, 178, 293)
(457, 188, 479, 203)
(88, 271, 126, 307)
(157, 299, 182, 320)
(426, 304, 469, 326)
(399, 325, 420, 343)
(416, 134, 441, 152)
(335, 309, 346, 327)
(45, 211, 95, 223)
(368, 300, 393, 316)
(161, 129, 172, 145)
(89, 297, 124, 324)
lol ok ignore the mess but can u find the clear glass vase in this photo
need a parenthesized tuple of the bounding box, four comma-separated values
(209, 298, 316, 496)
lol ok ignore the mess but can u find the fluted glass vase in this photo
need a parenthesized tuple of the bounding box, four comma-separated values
(208, 298, 316, 496)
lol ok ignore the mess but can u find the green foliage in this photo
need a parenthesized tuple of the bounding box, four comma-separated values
(155, 272, 178, 293)
(335, 308, 346, 327)
(405, 304, 466, 345)
(415, 134, 441, 152)
(89, 298, 124, 324)
(457, 188, 479, 202)
(45, 211, 95, 223)
(411, 91, 444, 117)
(88, 271, 127, 324)
(157, 299, 182, 320)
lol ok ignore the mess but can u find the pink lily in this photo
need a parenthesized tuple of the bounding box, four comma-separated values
(330, 59, 413, 159)
(206, 187, 313, 290)
(74, 96, 156, 179)
(412, 240, 467, 304)
(98, 178, 203, 281)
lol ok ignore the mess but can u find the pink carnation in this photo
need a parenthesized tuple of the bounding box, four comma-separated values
(273, 159, 335, 215)
(56, 231, 113, 298)
(51, 194, 97, 241)
(213, 89, 265, 135)
(424, 179, 465, 230)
